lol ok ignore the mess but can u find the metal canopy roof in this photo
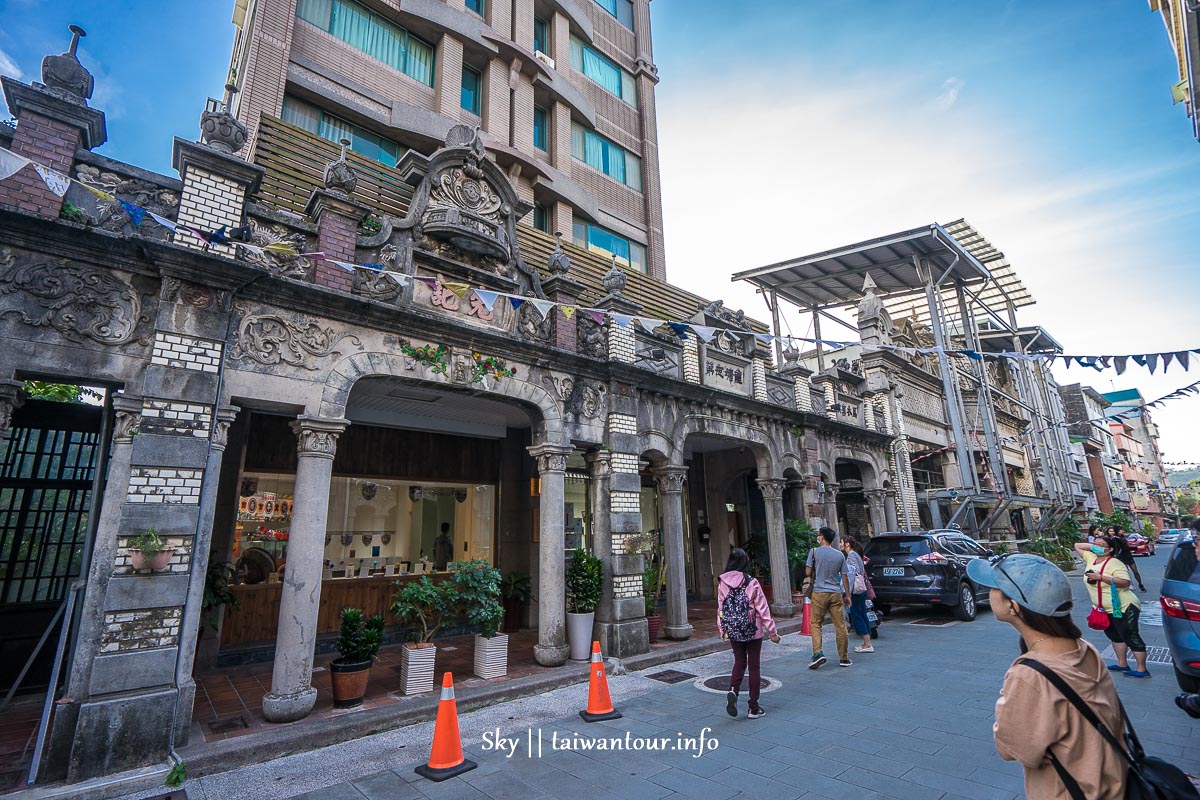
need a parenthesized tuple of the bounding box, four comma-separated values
(731, 223, 991, 309)
(978, 326, 1063, 354)
(884, 219, 1035, 326)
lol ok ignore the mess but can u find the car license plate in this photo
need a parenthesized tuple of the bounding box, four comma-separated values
(866, 611, 879, 623)
(882, 567, 905, 576)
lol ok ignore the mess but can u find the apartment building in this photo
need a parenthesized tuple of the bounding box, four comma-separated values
(1149, 0, 1200, 143)
(1059, 383, 1127, 515)
(1104, 388, 1171, 527)
(228, 0, 668, 278)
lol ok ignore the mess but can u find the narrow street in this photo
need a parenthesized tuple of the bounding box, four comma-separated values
(130, 550, 1194, 800)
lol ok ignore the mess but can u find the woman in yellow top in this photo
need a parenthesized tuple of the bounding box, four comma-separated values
(1073, 536, 1148, 678)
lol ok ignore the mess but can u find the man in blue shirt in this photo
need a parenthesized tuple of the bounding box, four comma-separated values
(805, 526, 852, 668)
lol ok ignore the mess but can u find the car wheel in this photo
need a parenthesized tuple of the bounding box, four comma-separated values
(1176, 666, 1200, 694)
(953, 581, 977, 621)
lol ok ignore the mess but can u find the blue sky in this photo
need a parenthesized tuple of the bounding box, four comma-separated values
(1, 0, 1198, 460)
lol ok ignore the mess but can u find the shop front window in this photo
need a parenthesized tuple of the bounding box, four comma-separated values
(564, 470, 591, 552)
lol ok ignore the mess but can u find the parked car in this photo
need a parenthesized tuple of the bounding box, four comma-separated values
(1160, 534, 1200, 693)
(863, 531, 992, 621)
(1159, 529, 1187, 545)
(1125, 532, 1156, 556)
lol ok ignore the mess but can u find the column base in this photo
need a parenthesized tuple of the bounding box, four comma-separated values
(262, 686, 317, 722)
(663, 623, 693, 641)
(534, 643, 570, 667)
(770, 602, 796, 618)
(594, 620, 649, 658)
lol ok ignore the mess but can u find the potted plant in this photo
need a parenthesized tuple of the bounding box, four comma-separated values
(391, 576, 457, 694)
(451, 560, 507, 679)
(643, 560, 662, 644)
(330, 608, 385, 708)
(565, 547, 602, 661)
(500, 570, 533, 633)
(128, 528, 175, 572)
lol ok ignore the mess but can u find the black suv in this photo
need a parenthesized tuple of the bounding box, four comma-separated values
(863, 531, 992, 621)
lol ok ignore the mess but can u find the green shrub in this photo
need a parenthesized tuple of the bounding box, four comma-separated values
(451, 559, 504, 638)
(335, 608, 385, 664)
(565, 547, 603, 613)
(391, 576, 458, 644)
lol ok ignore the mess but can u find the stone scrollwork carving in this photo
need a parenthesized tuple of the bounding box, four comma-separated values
(577, 314, 606, 359)
(352, 268, 403, 303)
(530, 446, 570, 474)
(429, 167, 505, 222)
(233, 310, 362, 371)
(0, 249, 145, 346)
(542, 375, 607, 419)
(756, 478, 786, 501)
(516, 301, 552, 344)
(292, 418, 346, 459)
(653, 467, 688, 494)
(240, 220, 312, 279)
(74, 164, 180, 238)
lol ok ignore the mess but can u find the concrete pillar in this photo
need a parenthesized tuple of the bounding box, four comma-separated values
(654, 466, 692, 641)
(864, 489, 887, 538)
(757, 478, 795, 617)
(262, 415, 348, 722)
(785, 479, 806, 522)
(884, 489, 899, 532)
(587, 451, 614, 624)
(434, 35, 465, 120)
(824, 486, 839, 530)
(529, 443, 571, 666)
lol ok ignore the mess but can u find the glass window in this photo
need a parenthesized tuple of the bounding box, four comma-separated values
(572, 217, 646, 273)
(282, 95, 403, 167)
(534, 17, 548, 54)
(570, 122, 641, 190)
(593, 0, 634, 29)
(533, 202, 547, 232)
(296, 0, 435, 87)
(465, 0, 484, 15)
(569, 35, 637, 107)
(863, 536, 932, 559)
(461, 66, 481, 115)
(533, 106, 547, 151)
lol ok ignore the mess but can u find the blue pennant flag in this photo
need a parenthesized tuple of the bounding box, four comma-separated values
(509, 297, 525, 311)
(119, 199, 145, 226)
(668, 322, 690, 339)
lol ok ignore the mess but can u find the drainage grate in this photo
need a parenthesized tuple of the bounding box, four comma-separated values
(648, 669, 697, 684)
(908, 617, 958, 626)
(700, 676, 770, 691)
(1147, 646, 1174, 665)
(208, 716, 249, 734)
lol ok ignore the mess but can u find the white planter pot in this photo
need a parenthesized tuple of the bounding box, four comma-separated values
(567, 611, 595, 661)
(400, 643, 437, 695)
(473, 633, 509, 680)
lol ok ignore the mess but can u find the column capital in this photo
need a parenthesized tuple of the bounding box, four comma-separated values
(756, 477, 786, 500)
(291, 415, 349, 460)
(652, 465, 687, 494)
(112, 393, 143, 444)
(0, 379, 24, 434)
(528, 443, 572, 474)
(584, 449, 612, 478)
(210, 406, 240, 452)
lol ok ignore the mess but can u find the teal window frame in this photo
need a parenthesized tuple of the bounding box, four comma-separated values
(296, 0, 435, 87)
(572, 218, 646, 273)
(533, 106, 548, 151)
(465, 0, 484, 15)
(569, 35, 638, 108)
(281, 95, 404, 167)
(593, 0, 634, 29)
(461, 66, 482, 115)
(534, 17, 548, 54)
(570, 122, 642, 191)
(533, 202, 548, 232)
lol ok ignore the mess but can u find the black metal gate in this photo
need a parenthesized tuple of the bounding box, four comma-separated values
(0, 400, 102, 694)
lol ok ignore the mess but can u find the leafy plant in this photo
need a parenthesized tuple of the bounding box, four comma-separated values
(1050, 516, 1082, 550)
(642, 560, 661, 616)
(399, 342, 449, 376)
(1092, 509, 1133, 532)
(130, 528, 167, 557)
(59, 201, 88, 224)
(335, 608, 385, 664)
(391, 576, 458, 644)
(164, 761, 186, 788)
(565, 547, 603, 614)
(358, 213, 382, 235)
(451, 560, 504, 638)
(1142, 521, 1156, 539)
(785, 520, 819, 590)
(1025, 537, 1073, 566)
(22, 381, 102, 403)
(469, 352, 517, 383)
(501, 571, 533, 603)
(991, 540, 1013, 556)
(202, 558, 240, 628)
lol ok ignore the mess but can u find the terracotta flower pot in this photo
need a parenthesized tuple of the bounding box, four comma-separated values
(129, 546, 176, 572)
(330, 658, 372, 708)
(646, 614, 661, 644)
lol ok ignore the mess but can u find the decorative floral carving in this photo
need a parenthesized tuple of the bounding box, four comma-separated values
(542, 375, 606, 419)
(0, 249, 145, 346)
(352, 268, 403, 303)
(398, 342, 449, 376)
(74, 164, 180, 238)
(160, 276, 223, 309)
(113, 407, 141, 443)
(429, 167, 504, 221)
(239, 219, 312, 279)
(233, 311, 361, 370)
(532, 450, 569, 474)
(577, 314, 607, 359)
(653, 468, 687, 494)
(516, 301, 552, 343)
(756, 479, 786, 501)
(293, 422, 342, 458)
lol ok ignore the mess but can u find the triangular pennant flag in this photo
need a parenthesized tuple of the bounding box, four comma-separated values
(79, 182, 116, 203)
(691, 325, 717, 343)
(962, 350, 982, 361)
(239, 242, 265, 256)
(414, 275, 438, 288)
(474, 289, 499, 312)
(529, 299, 557, 319)
(1178, 351, 1190, 371)
(1162, 352, 1174, 372)
(560, 305, 577, 320)
(33, 163, 70, 197)
(754, 332, 774, 345)
(1099, 356, 1112, 369)
(1132, 354, 1147, 368)
(584, 309, 606, 325)
(508, 296, 525, 311)
(263, 241, 298, 256)
(0, 148, 30, 181)
(331, 260, 358, 273)
(360, 262, 383, 271)
(443, 281, 470, 298)
(667, 321, 689, 338)
(147, 211, 177, 231)
(634, 316, 665, 332)
(118, 199, 145, 226)
(185, 227, 209, 245)
(1146, 353, 1159, 374)
(611, 313, 634, 328)
(1114, 356, 1128, 375)
(298, 251, 327, 260)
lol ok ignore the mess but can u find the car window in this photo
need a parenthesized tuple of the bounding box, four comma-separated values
(1164, 539, 1200, 584)
(864, 537, 931, 559)
(954, 536, 989, 557)
(936, 537, 967, 555)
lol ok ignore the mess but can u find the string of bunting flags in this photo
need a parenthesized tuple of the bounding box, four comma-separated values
(5, 145, 1200, 377)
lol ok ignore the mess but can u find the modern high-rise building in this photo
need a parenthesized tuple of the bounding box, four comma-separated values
(1148, 0, 1199, 142)
(228, 0, 668, 278)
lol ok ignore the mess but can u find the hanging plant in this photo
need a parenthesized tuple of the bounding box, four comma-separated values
(470, 352, 517, 383)
(399, 342, 450, 376)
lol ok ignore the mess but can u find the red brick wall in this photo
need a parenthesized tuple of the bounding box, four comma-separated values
(0, 112, 81, 216)
(313, 208, 357, 291)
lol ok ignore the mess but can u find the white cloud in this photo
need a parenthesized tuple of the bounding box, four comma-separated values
(0, 47, 24, 81)
(937, 77, 965, 110)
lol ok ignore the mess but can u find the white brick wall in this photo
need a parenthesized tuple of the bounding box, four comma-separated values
(127, 467, 204, 504)
(100, 607, 183, 653)
(174, 167, 245, 254)
(114, 535, 192, 575)
(607, 323, 635, 364)
(823, 382, 836, 413)
(794, 375, 812, 412)
(682, 338, 700, 384)
(141, 399, 213, 437)
(151, 332, 222, 373)
(752, 358, 768, 403)
(613, 575, 642, 599)
(611, 453, 640, 473)
(608, 414, 637, 436)
(611, 491, 640, 513)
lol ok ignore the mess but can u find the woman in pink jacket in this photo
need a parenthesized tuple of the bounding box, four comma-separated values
(717, 548, 780, 719)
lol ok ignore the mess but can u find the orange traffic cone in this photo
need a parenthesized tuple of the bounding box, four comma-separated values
(415, 673, 477, 782)
(800, 596, 812, 636)
(580, 641, 622, 722)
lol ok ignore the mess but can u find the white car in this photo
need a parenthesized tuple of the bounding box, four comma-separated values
(1159, 529, 1188, 545)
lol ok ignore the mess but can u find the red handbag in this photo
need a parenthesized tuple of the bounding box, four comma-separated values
(1086, 558, 1111, 631)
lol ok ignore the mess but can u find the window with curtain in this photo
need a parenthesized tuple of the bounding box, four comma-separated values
(570, 123, 641, 190)
(465, 0, 484, 15)
(534, 17, 548, 54)
(593, 0, 634, 29)
(296, 0, 435, 87)
(572, 218, 646, 273)
(569, 36, 637, 108)
(461, 66, 481, 115)
(282, 95, 403, 167)
(533, 106, 547, 151)
(533, 202, 547, 232)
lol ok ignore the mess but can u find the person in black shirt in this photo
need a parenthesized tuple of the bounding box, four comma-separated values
(1108, 526, 1145, 592)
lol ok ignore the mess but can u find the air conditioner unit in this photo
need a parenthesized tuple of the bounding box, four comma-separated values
(534, 50, 555, 69)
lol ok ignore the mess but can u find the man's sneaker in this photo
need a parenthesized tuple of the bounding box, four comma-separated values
(747, 707, 766, 720)
(808, 654, 827, 670)
(854, 645, 875, 654)
(839, 658, 854, 667)
(725, 690, 738, 717)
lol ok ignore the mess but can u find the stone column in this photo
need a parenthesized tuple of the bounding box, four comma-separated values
(824, 486, 839, 530)
(263, 416, 348, 723)
(586, 450, 617, 639)
(864, 489, 887, 537)
(884, 489, 899, 532)
(654, 466, 692, 641)
(785, 479, 806, 522)
(529, 443, 571, 666)
(757, 478, 795, 617)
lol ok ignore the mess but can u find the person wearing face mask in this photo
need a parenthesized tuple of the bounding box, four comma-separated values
(1073, 536, 1148, 678)
(839, 533, 874, 654)
(967, 554, 1127, 799)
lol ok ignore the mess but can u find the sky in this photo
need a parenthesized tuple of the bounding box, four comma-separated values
(0, 0, 1198, 461)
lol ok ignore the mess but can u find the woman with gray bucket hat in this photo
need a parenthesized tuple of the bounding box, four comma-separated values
(967, 553, 1127, 799)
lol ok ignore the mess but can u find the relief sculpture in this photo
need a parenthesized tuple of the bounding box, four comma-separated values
(233, 309, 362, 370)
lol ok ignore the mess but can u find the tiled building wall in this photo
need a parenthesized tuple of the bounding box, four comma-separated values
(151, 333, 222, 373)
(174, 168, 244, 254)
(100, 607, 184, 653)
(291, 22, 435, 109)
(127, 467, 204, 505)
(114, 535, 193, 575)
(140, 399, 213, 438)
